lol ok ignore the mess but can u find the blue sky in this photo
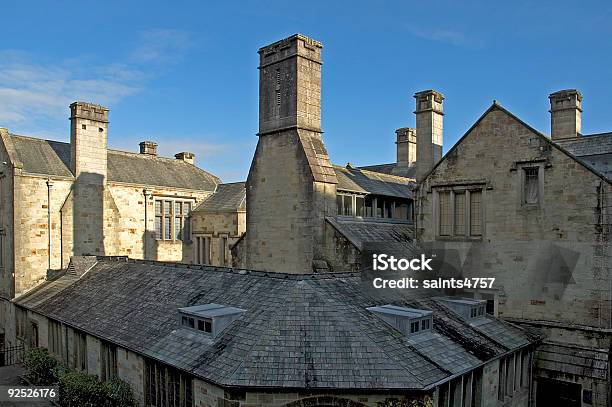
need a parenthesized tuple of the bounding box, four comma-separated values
(1, 1, 611, 182)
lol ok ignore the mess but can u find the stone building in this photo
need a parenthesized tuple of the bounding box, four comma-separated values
(0, 103, 220, 347)
(14, 255, 539, 407)
(412, 91, 612, 406)
(190, 182, 246, 267)
(1, 31, 609, 407)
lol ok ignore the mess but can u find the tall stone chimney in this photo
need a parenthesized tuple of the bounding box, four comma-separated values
(68, 102, 109, 257)
(246, 34, 337, 274)
(414, 90, 444, 180)
(549, 89, 582, 140)
(70, 102, 109, 184)
(396, 127, 417, 168)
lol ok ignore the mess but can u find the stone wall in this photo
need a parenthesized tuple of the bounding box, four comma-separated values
(245, 129, 337, 273)
(10, 178, 211, 297)
(193, 378, 433, 407)
(417, 105, 612, 406)
(0, 131, 16, 300)
(417, 106, 612, 329)
(191, 211, 245, 266)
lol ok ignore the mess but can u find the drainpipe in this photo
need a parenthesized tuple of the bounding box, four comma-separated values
(143, 189, 152, 260)
(46, 179, 53, 270)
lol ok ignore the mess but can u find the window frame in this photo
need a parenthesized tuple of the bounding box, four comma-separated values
(48, 320, 64, 360)
(100, 340, 117, 382)
(72, 329, 88, 372)
(154, 198, 194, 242)
(336, 193, 413, 222)
(194, 235, 212, 265)
(434, 186, 485, 240)
(518, 163, 544, 208)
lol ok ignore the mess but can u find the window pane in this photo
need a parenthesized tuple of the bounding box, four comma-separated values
(155, 200, 161, 215)
(164, 201, 171, 215)
(384, 200, 392, 218)
(184, 202, 191, 215)
(175, 217, 182, 240)
(336, 195, 343, 215)
(395, 202, 408, 220)
(470, 190, 482, 236)
(343, 195, 353, 216)
(364, 197, 373, 217)
(524, 168, 539, 204)
(355, 197, 365, 217)
(175, 202, 182, 215)
(155, 216, 162, 240)
(164, 217, 171, 240)
(376, 199, 383, 218)
(439, 191, 451, 236)
(454, 192, 465, 235)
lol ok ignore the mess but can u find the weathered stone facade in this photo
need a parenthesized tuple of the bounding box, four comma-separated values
(416, 102, 612, 406)
(0, 102, 219, 348)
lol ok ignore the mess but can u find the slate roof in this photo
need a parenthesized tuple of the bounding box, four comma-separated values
(555, 133, 612, 179)
(535, 341, 609, 380)
(358, 163, 416, 179)
(333, 165, 413, 199)
(15, 256, 538, 391)
(8, 134, 220, 190)
(193, 182, 246, 212)
(326, 217, 417, 252)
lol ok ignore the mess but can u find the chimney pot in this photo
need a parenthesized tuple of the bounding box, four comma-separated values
(139, 141, 158, 156)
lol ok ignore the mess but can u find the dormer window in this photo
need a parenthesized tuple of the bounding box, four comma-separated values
(367, 304, 433, 336)
(178, 303, 245, 338)
(438, 297, 487, 320)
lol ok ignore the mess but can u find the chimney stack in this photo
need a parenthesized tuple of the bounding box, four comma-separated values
(175, 152, 195, 165)
(246, 34, 337, 274)
(69, 102, 109, 184)
(139, 141, 158, 156)
(549, 89, 582, 140)
(396, 127, 417, 168)
(414, 90, 444, 180)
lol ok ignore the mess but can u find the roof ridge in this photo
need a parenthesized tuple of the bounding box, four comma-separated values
(10, 133, 69, 144)
(334, 164, 414, 182)
(101, 256, 361, 280)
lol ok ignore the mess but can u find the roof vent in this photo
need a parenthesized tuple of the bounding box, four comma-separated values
(437, 297, 486, 319)
(178, 303, 245, 338)
(367, 304, 433, 336)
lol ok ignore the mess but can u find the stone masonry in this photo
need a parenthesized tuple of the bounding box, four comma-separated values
(245, 34, 338, 273)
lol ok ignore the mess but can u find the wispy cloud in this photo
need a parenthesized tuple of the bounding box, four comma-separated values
(130, 29, 192, 64)
(0, 29, 191, 129)
(407, 26, 483, 48)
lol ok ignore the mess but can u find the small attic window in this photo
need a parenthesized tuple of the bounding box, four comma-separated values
(178, 303, 245, 338)
(438, 297, 487, 320)
(367, 304, 433, 336)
